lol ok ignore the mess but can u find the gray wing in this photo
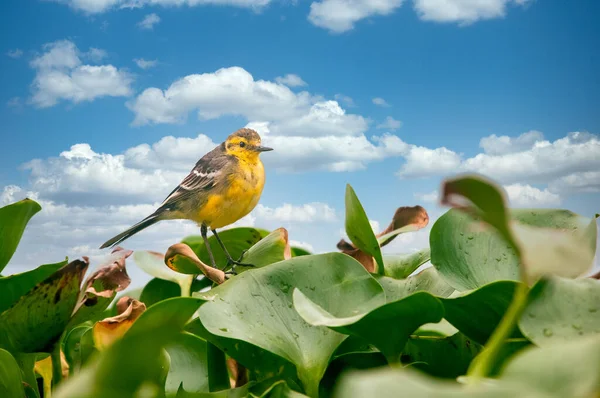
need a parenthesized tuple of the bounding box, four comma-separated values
(156, 150, 231, 213)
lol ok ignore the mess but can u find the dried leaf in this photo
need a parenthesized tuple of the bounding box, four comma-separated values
(92, 296, 146, 351)
(165, 243, 226, 285)
(337, 205, 430, 271)
(72, 247, 132, 316)
(226, 357, 248, 388)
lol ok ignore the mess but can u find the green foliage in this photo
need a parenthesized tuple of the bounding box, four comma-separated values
(0, 348, 25, 397)
(0, 198, 41, 273)
(0, 176, 598, 398)
(344, 184, 384, 275)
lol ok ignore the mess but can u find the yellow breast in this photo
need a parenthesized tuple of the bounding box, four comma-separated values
(195, 159, 265, 229)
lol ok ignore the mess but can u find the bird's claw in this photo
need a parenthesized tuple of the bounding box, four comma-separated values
(225, 249, 255, 269)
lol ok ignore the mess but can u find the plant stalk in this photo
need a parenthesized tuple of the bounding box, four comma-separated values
(466, 281, 529, 382)
(179, 275, 194, 297)
(51, 342, 63, 387)
(207, 342, 231, 392)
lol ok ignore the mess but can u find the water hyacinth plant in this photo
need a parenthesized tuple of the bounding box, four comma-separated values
(0, 174, 598, 398)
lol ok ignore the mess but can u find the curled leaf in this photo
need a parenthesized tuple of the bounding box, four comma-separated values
(165, 243, 226, 285)
(72, 247, 132, 319)
(439, 174, 598, 284)
(377, 206, 429, 247)
(92, 296, 146, 351)
(338, 205, 430, 272)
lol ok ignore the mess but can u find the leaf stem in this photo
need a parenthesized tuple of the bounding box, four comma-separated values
(179, 275, 194, 297)
(466, 281, 529, 382)
(207, 342, 230, 392)
(51, 342, 63, 388)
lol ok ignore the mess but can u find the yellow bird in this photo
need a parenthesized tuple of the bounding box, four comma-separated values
(99, 128, 273, 273)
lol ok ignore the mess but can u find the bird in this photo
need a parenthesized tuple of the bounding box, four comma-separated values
(99, 127, 273, 274)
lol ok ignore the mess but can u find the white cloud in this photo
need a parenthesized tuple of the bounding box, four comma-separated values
(254, 203, 337, 223)
(414, 190, 438, 203)
(376, 116, 402, 131)
(396, 131, 600, 189)
(275, 74, 307, 87)
(372, 97, 390, 107)
(548, 171, 600, 195)
(51, 0, 272, 14)
(128, 66, 369, 139)
(6, 49, 23, 58)
(1, 183, 337, 287)
(137, 13, 160, 30)
(134, 58, 158, 69)
(369, 219, 380, 234)
(397, 145, 462, 178)
(289, 240, 315, 253)
(308, 0, 404, 33)
(86, 47, 108, 62)
(334, 94, 355, 107)
(479, 130, 544, 155)
(413, 0, 531, 24)
(260, 132, 409, 172)
(504, 183, 561, 207)
(29, 40, 133, 108)
(462, 131, 600, 184)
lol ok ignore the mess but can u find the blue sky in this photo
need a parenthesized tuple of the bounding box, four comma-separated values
(1, 0, 599, 283)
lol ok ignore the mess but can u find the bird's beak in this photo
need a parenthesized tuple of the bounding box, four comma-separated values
(255, 145, 273, 152)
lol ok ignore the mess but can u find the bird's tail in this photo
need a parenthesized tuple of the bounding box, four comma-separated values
(99, 214, 160, 249)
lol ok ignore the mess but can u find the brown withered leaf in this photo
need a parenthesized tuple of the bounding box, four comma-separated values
(337, 205, 429, 272)
(92, 296, 146, 350)
(227, 357, 249, 388)
(72, 246, 132, 317)
(165, 243, 226, 285)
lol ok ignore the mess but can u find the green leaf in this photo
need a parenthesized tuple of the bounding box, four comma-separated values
(433, 175, 598, 290)
(141, 277, 183, 307)
(382, 249, 430, 279)
(55, 297, 204, 398)
(0, 259, 67, 313)
(518, 277, 600, 346)
(182, 227, 269, 270)
(291, 247, 311, 257)
(440, 281, 524, 345)
(499, 335, 600, 398)
(344, 184, 384, 275)
(333, 367, 526, 398)
(185, 318, 298, 386)
(236, 228, 291, 272)
(294, 289, 443, 364)
(176, 379, 308, 398)
(0, 259, 88, 353)
(401, 333, 482, 379)
(206, 342, 229, 393)
(14, 353, 43, 398)
(133, 249, 197, 297)
(0, 199, 41, 273)
(165, 332, 210, 395)
(195, 253, 380, 397)
(0, 348, 25, 397)
(375, 267, 455, 300)
(62, 324, 93, 375)
(430, 209, 520, 291)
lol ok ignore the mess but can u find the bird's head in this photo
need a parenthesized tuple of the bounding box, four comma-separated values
(223, 128, 273, 161)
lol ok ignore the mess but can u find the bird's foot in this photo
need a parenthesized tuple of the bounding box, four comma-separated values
(226, 249, 255, 269)
(224, 269, 238, 279)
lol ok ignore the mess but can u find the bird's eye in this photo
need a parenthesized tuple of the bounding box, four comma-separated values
(239, 141, 246, 148)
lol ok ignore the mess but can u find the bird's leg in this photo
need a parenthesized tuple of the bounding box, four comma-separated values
(201, 224, 218, 269)
(211, 228, 255, 274)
